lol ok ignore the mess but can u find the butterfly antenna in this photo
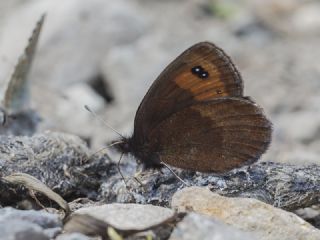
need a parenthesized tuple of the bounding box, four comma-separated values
(84, 105, 124, 138)
(160, 161, 190, 186)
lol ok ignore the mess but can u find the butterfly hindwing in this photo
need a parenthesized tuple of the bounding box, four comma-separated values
(147, 98, 272, 172)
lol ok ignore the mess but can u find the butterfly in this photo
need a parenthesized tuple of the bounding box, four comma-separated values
(0, 15, 44, 135)
(113, 42, 272, 173)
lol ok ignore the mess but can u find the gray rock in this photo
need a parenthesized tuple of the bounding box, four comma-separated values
(0, 220, 49, 240)
(169, 213, 257, 240)
(0, 207, 62, 239)
(0, 207, 61, 229)
(0, 131, 113, 206)
(100, 162, 320, 211)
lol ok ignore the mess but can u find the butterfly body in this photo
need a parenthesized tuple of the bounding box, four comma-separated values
(115, 136, 162, 168)
(113, 42, 272, 173)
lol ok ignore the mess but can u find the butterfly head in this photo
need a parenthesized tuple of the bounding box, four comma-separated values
(112, 137, 134, 154)
(111, 136, 162, 168)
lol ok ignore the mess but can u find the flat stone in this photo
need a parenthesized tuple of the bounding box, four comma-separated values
(75, 203, 175, 231)
(171, 187, 320, 240)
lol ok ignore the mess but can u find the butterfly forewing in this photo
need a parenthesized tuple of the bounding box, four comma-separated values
(133, 42, 244, 142)
(148, 98, 271, 172)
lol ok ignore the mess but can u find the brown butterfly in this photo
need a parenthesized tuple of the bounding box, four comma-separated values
(113, 42, 272, 173)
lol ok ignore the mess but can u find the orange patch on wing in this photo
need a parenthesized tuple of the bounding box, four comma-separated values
(174, 60, 227, 100)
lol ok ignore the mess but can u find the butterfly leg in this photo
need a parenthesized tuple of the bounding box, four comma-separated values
(116, 154, 147, 190)
(117, 153, 128, 187)
(160, 162, 190, 186)
(133, 169, 147, 190)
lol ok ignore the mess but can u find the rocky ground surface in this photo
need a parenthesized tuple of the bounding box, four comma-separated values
(0, 0, 320, 239)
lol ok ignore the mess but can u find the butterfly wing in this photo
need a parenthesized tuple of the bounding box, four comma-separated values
(133, 42, 243, 143)
(3, 15, 45, 114)
(147, 98, 272, 172)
